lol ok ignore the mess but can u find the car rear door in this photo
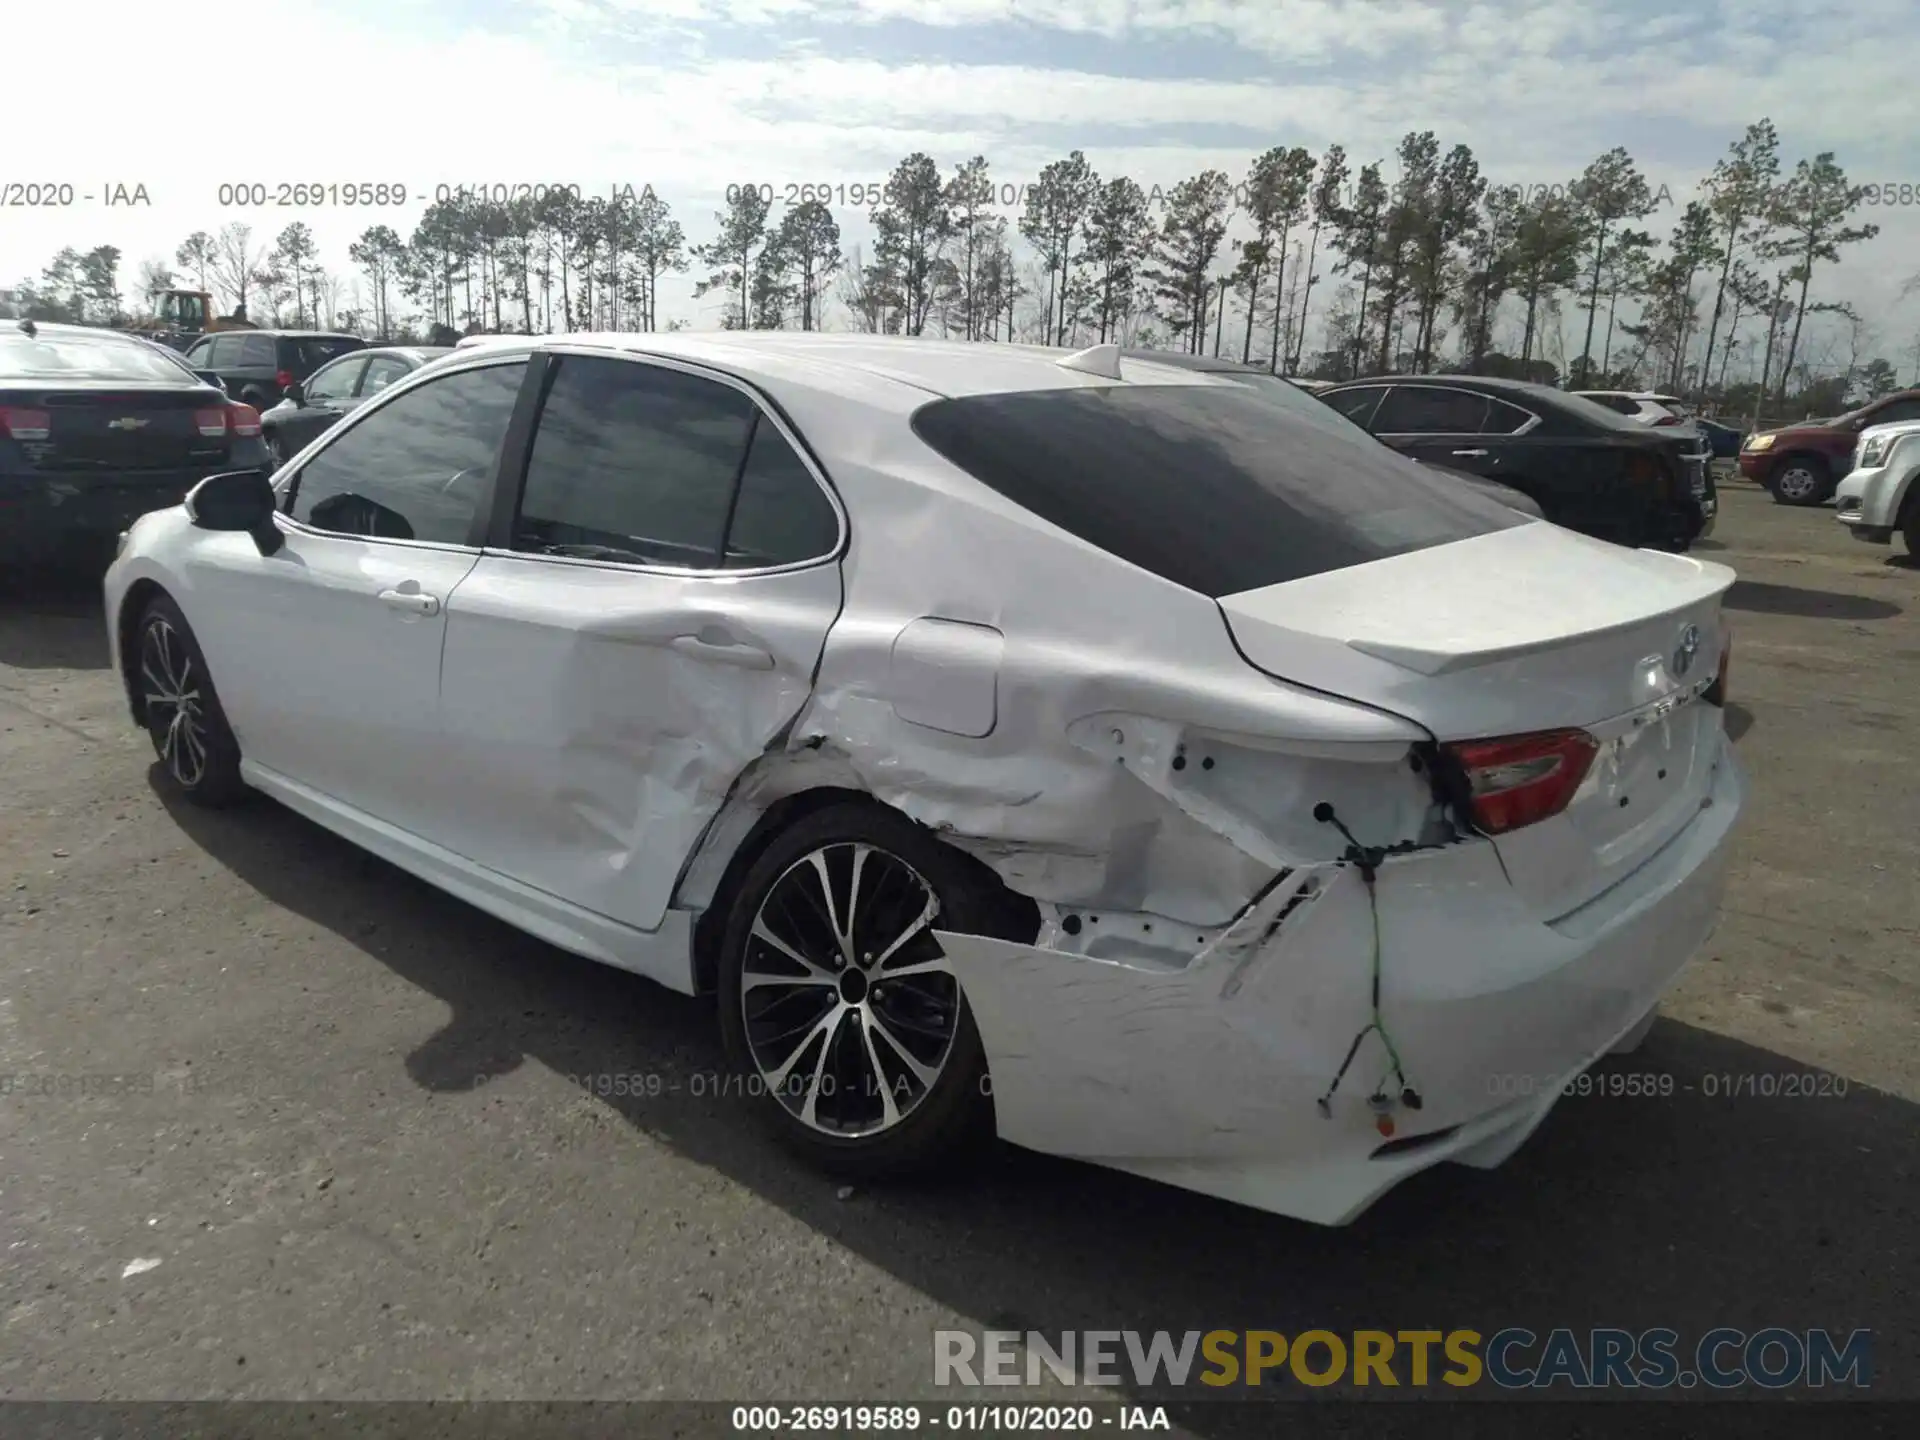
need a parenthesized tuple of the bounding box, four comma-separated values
(183, 357, 528, 836)
(1370, 384, 1502, 474)
(434, 348, 845, 934)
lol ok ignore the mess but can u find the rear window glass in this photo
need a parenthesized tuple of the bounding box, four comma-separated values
(0, 331, 197, 383)
(1550, 388, 1655, 431)
(295, 337, 364, 372)
(910, 383, 1525, 598)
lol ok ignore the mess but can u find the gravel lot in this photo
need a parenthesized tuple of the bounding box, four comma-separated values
(2, 483, 1915, 1419)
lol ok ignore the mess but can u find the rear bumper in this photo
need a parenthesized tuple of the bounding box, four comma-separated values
(0, 466, 264, 560)
(939, 742, 1746, 1226)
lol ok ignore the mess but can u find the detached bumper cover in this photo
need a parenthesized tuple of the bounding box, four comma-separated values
(937, 743, 1745, 1226)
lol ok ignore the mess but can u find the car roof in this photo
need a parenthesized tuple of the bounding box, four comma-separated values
(440, 332, 1237, 402)
(245, 330, 362, 340)
(1325, 373, 1569, 403)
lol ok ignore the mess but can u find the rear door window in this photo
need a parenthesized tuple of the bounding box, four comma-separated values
(514, 355, 757, 569)
(911, 383, 1523, 598)
(206, 335, 245, 367)
(723, 417, 841, 568)
(359, 355, 412, 395)
(238, 334, 277, 367)
(1325, 385, 1388, 428)
(295, 337, 364, 374)
(1373, 386, 1490, 434)
(1483, 399, 1537, 434)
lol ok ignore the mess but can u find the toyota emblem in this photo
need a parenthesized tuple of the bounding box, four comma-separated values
(1672, 623, 1701, 678)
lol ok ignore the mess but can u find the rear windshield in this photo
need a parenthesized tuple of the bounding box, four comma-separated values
(910, 382, 1525, 598)
(294, 337, 364, 371)
(0, 331, 197, 384)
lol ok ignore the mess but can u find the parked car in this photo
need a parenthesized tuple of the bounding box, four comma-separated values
(1693, 416, 1745, 461)
(1834, 419, 1920, 557)
(1, 320, 268, 571)
(1121, 349, 1543, 516)
(1738, 389, 1920, 505)
(1573, 389, 1694, 427)
(180, 330, 366, 414)
(1319, 375, 1716, 549)
(260, 346, 451, 463)
(104, 334, 1744, 1227)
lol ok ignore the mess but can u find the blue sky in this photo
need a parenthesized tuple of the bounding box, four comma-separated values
(8, 0, 1918, 358)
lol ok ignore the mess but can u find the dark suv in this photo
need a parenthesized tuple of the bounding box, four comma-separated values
(182, 330, 365, 412)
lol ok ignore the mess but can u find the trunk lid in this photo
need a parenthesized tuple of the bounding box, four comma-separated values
(1217, 523, 1735, 915)
(1, 385, 229, 472)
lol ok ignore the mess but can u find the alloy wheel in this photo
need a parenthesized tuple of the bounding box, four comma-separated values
(740, 842, 957, 1139)
(1776, 465, 1820, 502)
(140, 617, 210, 787)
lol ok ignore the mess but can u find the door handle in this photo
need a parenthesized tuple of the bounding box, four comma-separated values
(670, 635, 774, 670)
(1451, 448, 1489, 457)
(378, 587, 441, 616)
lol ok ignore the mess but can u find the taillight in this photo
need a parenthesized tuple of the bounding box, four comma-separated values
(226, 402, 262, 437)
(275, 369, 294, 389)
(1444, 729, 1598, 835)
(194, 407, 227, 437)
(1653, 414, 1682, 426)
(0, 406, 51, 441)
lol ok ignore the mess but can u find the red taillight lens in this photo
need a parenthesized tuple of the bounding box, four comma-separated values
(1444, 729, 1598, 835)
(1653, 414, 1682, 426)
(275, 369, 294, 388)
(194, 406, 228, 437)
(0, 406, 51, 441)
(225, 402, 262, 437)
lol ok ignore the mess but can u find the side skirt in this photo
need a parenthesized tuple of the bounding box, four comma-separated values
(239, 760, 698, 994)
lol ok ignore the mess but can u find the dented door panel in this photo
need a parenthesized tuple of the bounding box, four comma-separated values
(433, 551, 843, 932)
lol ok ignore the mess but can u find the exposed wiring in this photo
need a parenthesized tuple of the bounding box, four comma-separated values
(1311, 804, 1423, 1121)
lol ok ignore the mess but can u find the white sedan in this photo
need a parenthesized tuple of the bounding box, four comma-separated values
(104, 334, 1744, 1225)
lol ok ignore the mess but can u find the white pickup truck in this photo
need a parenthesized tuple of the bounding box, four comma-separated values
(1834, 419, 1920, 558)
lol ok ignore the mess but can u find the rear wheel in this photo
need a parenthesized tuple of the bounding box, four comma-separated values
(716, 803, 1001, 1179)
(1904, 502, 1920, 560)
(1769, 456, 1830, 506)
(135, 596, 247, 806)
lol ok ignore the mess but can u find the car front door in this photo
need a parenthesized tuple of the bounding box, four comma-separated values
(435, 349, 845, 934)
(183, 357, 529, 836)
(282, 354, 365, 452)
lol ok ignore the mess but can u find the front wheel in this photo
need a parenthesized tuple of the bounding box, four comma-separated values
(716, 803, 1002, 1179)
(1769, 457, 1830, 506)
(135, 595, 247, 806)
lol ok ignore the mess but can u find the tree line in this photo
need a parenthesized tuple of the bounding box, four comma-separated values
(9, 118, 1908, 419)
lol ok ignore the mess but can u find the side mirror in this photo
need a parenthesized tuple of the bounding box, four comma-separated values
(285, 380, 305, 406)
(185, 469, 283, 555)
(196, 370, 226, 392)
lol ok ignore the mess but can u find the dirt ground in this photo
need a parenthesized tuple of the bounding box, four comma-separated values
(1, 483, 1915, 1423)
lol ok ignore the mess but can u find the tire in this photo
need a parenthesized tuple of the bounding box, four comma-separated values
(1903, 496, 1920, 560)
(1768, 456, 1830, 506)
(238, 389, 269, 412)
(715, 801, 1002, 1179)
(134, 595, 248, 807)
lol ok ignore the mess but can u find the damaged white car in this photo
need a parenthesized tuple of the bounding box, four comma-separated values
(104, 334, 1744, 1226)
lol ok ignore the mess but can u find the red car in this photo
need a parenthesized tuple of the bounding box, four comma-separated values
(1739, 389, 1920, 505)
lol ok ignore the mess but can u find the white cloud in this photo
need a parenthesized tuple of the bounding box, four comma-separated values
(4, 0, 1916, 343)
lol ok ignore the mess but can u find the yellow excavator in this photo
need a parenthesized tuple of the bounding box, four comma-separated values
(127, 289, 257, 351)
